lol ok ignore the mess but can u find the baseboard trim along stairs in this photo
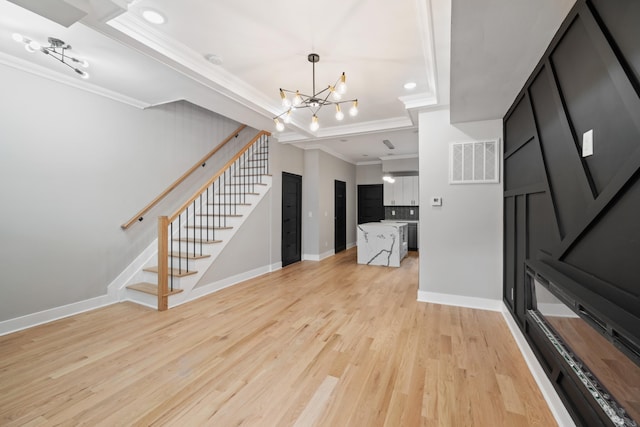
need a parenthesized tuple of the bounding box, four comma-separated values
(117, 174, 272, 309)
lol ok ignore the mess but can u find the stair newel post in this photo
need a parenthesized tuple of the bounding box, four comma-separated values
(157, 216, 170, 311)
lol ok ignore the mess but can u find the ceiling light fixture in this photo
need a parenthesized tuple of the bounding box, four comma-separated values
(12, 34, 90, 79)
(404, 82, 417, 90)
(383, 175, 396, 183)
(273, 53, 358, 132)
(142, 9, 166, 24)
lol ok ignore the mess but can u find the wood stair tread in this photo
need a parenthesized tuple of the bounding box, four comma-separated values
(195, 214, 243, 217)
(207, 203, 251, 206)
(144, 266, 198, 277)
(168, 252, 211, 259)
(174, 237, 223, 244)
(185, 225, 232, 230)
(216, 192, 260, 195)
(127, 282, 183, 296)
(226, 183, 268, 186)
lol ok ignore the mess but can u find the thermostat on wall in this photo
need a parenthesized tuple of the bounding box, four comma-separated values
(431, 197, 442, 206)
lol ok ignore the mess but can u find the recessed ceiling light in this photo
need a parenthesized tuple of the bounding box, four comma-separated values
(404, 82, 417, 90)
(142, 9, 166, 24)
(340, 139, 348, 142)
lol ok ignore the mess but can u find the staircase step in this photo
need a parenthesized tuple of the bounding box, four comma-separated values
(195, 213, 243, 218)
(235, 174, 272, 178)
(168, 252, 211, 260)
(174, 237, 223, 244)
(226, 183, 268, 186)
(185, 225, 233, 230)
(207, 203, 251, 207)
(216, 192, 260, 195)
(143, 266, 198, 277)
(127, 282, 183, 296)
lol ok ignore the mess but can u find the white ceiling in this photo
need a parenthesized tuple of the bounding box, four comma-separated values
(1, 0, 575, 164)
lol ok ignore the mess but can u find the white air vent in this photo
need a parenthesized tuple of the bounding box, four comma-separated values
(449, 140, 499, 184)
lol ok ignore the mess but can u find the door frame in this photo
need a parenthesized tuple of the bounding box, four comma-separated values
(282, 172, 302, 267)
(334, 179, 347, 253)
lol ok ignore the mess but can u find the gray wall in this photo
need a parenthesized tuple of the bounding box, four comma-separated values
(197, 192, 272, 284)
(0, 64, 242, 321)
(269, 140, 305, 267)
(418, 108, 503, 300)
(382, 157, 419, 173)
(303, 149, 357, 258)
(356, 163, 383, 185)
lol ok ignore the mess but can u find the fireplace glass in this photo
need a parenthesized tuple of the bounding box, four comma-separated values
(531, 279, 640, 426)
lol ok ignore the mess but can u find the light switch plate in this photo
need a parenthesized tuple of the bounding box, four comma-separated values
(431, 197, 442, 207)
(582, 129, 594, 157)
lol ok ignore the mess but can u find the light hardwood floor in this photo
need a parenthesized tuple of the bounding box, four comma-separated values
(0, 249, 556, 426)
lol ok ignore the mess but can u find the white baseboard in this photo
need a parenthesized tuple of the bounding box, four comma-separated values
(270, 261, 283, 272)
(175, 265, 273, 307)
(417, 290, 502, 312)
(501, 304, 576, 427)
(0, 294, 116, 336)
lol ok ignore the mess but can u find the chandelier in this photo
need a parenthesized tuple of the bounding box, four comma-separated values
(273, 53, 358, 132)
(12, 34, 90, 79)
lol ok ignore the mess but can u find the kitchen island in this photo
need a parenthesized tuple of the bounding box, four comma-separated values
(357, 222, 408, 267)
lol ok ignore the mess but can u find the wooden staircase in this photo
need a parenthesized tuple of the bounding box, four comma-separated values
(123, 176, 271, 307)
(119, 131, 271, 309)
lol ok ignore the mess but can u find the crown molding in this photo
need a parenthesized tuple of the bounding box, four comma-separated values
(296, 144, 355, 165)
(416, 0, 438, 99)
(399, 92, 438, 110)
(356, 160, 383, 166)
(0, 51, 150, 108)
(276, 116, 415, 143)
(379, 154, 419, 161)
(107, 13, 280, 117)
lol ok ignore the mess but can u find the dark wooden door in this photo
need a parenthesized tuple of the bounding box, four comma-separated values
(282, 172, 302, 267)
(334, 180, 346, 253)
(357, 184, 384, 224)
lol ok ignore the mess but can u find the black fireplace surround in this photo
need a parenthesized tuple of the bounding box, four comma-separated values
(502, 1, 640, 426)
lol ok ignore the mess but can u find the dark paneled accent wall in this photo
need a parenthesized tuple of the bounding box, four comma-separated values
(503, 1, 640, 425)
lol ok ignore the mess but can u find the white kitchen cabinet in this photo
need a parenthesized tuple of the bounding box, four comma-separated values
(383, 178, 403, 205)
(384, 176, 418, 206)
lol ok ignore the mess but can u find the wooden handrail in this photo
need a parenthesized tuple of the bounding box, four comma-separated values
(167, 130, 271, 223)
(157, 129, 270, 309)
(121, 124, 247, 230)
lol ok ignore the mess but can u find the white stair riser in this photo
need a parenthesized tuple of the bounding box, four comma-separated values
(125, 175, 271, 305)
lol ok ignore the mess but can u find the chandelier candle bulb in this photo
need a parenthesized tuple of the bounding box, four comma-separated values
(349, 100, 359, 117)
(330, 85, 341, 101)
(337, 72, 347, 94)
(310, 115, 319, 131)
(280, 89, 291, 107)
(283, 109, 292, 124)
(274, 118, 285, 132)
(293, 91, 303, 107)
(335, 104, 344, 121)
